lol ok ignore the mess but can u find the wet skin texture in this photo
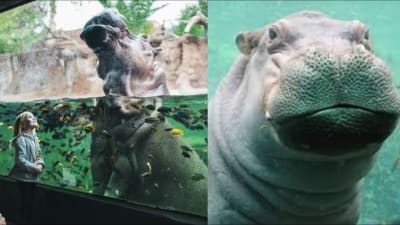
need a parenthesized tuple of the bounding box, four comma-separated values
(209, 11, 400, 224)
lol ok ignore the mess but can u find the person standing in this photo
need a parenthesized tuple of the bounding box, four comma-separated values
(8, 111, 45, 225)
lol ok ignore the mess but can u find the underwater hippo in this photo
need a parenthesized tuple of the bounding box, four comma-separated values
(90, 95, 207, 216)
(208, 11, 400, 224)
(80, 9, 169, 97)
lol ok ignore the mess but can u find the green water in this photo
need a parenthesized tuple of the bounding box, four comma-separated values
(0, 95, 207, 215)
(209, 1, 400, 224)
(0, 98, 94, 191)
(162, 95, 208, 165)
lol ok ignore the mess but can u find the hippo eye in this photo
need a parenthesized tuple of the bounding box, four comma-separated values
(266, 26, 284, 53)
(364, 29, 369, 40)
(359, 27, 371, 51)
(269, 28, 278, 40)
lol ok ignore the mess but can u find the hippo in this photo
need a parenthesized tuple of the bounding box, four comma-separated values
(79, 9, 207, 216)
(90, 95, 207, 216)
(208, 11, 400, 224)
(80, 9, 169, 97)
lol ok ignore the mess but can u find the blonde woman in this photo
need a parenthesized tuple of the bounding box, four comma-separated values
(8, 111, 45, 224)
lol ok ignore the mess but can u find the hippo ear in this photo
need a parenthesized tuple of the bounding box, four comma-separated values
(235, 28, 265, 55)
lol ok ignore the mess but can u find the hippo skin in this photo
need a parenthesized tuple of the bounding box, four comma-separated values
(80, 9, 169, 97)
(79, 9, 207, 216)
(90, 96, 207, 216)
(208, 11, 400, 224)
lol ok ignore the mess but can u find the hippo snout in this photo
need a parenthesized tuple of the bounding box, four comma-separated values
(268, 48, 400, 117)
(271, 106, 399, 154)
(267, 48, 400, 154)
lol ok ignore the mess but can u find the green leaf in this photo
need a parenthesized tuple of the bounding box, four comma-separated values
(96, 0, 164, 34)
(174, 1, 207, 37)
(0, 1, 48, 54)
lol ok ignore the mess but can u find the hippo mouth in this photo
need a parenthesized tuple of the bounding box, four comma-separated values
(80, 24, 120, 53)
(271, 104, 398, 155)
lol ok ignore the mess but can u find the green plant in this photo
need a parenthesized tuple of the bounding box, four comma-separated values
(98, 0, 166, 35)
(0, 1, 48, 54)
(174, 0, 207, 37)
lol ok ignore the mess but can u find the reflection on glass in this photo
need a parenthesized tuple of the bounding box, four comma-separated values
(0, 0, 208, 218)
(0, 1, 208, 101)
(0, 95, 207, 216)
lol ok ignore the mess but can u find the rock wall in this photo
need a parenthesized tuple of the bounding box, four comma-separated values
(0, 29, 104, 102)
(0, 22, 208, 102)
(149, 16, 208, 96)
(153, 34, 208, 95)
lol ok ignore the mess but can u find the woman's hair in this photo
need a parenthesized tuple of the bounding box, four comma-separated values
(10, 111, 36, 146)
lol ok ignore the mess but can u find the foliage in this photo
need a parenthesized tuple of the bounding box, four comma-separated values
(98, 0, 112, 8)
(98, 0, 166, 35)
(97, 0, 207, 36)
(0, 1, 48, 54)
(174, 0, 207, 37)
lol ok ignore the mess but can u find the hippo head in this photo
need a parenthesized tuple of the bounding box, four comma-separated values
(80, 8, 132, 56)
(80, 9, 168, 97)
(236, 11, 400, 155)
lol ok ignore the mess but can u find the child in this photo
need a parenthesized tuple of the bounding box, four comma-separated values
(8, 111, 45, 224)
